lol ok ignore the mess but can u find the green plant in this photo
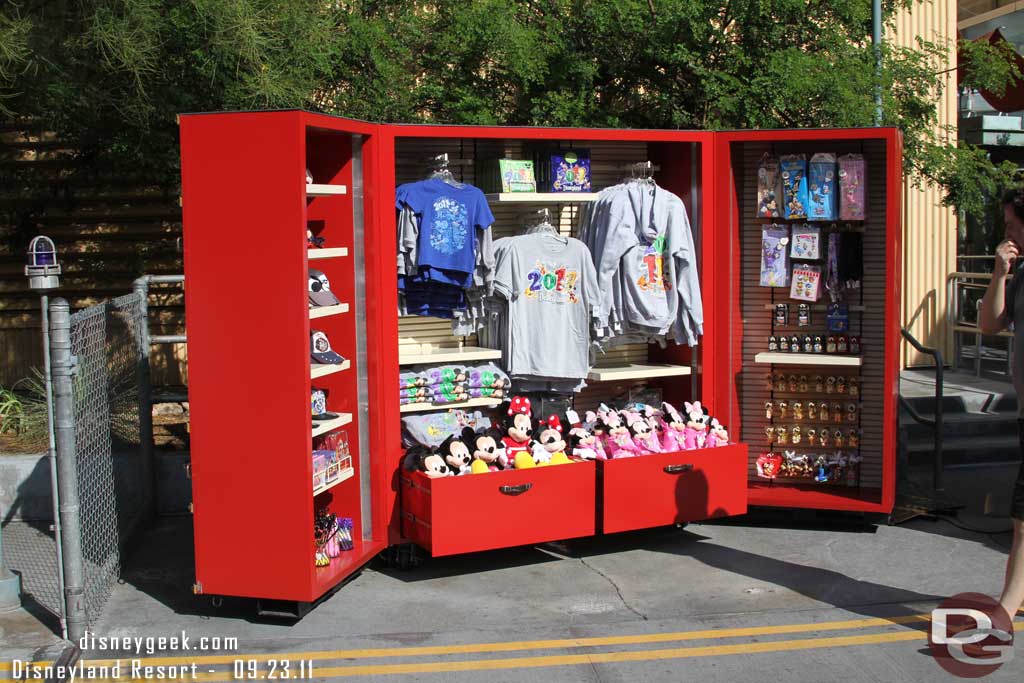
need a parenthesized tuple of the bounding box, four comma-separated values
(0, 386, 24, 434)
(0, 369, 49, 452)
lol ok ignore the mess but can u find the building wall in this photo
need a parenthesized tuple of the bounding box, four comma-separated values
(892, 1, 959, 367)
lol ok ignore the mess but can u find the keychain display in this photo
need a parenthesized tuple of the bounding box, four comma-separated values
(775, 303, 790, 326)
(790, 263, 822, 301)
(838, 154, 866, 220)
(760, 226, 791, 287)
(790, 224, 821, 260)
(780, 155, 808, 219)
(826, 302, 849, 333)
(757, 154, 783, 218)
(807, 153, 837, 221)
(797, 303, 812, 327)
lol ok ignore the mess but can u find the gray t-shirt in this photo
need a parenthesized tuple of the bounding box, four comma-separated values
(1005, 267, 1024, 416)
(493, 234, 602, 380)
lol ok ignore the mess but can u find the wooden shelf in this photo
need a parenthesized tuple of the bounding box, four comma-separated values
(313, 466, 355, 497)
(311, 359, 350, 379)
(587, 363, 692, 382)
(754, 353, 862, 367)
(306, 184, 348, 196)
(484, 192, 600, 202)
(399, 397, 504, 413)
(308, 248, 349, 260)
(761, 304, 866, 312)
(399, 346, 502, 366)
(310, 303, 349, 320)
(312, 413, 352, 438)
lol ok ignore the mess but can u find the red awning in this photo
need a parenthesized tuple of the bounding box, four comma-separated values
(960, 27, 1024, 113)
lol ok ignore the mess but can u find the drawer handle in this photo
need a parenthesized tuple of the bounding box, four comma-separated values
(499, 483, 533, 496)
(664, 464, 694, 474)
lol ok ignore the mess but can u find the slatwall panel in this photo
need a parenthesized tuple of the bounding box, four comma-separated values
(394, 138, 682, 412)
(735, 141, 887, 491)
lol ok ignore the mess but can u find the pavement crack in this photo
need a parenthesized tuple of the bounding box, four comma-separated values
(578, 557, 648, 621)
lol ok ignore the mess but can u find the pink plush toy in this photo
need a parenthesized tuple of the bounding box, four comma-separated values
(659, 402, 686, 452)
(625, 410, 662, 454)
(705, 418, 730, 447)
(599, 410, 642, 458)
(682, 401, 710, 450)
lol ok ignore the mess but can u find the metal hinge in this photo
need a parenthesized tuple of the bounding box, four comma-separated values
(192, 581, 203, 594)
(187, 502, 194, 514)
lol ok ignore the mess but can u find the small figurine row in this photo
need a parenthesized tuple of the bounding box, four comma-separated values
(756, 450, 862, 485)
(769, 373, 860, 396)
(768, 333, 861, 355)
(765, 425, 860, 448)
(313, 511, 354, 566)
(404, 396, 730, 478)
(765, 400, 858, 423)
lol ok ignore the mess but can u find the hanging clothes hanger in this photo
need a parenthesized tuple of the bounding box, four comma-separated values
(425, 153, 468, 188)
(622, 160, 660, 185)
(524, 207, 568, 243)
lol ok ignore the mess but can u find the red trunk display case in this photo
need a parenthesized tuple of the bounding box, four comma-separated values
(179, 111, 902, 605)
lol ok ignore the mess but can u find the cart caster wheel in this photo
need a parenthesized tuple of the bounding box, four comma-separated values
(397, 543, 422, 571)
(211, 596, 224, 608)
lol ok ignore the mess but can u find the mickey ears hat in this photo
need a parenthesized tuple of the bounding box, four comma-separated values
(508, 395, 531, 417)
(540, 414, 562, 432)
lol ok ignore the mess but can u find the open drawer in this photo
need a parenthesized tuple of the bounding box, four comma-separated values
(599, 444, 748, 534)
(400, 461, 597, 556)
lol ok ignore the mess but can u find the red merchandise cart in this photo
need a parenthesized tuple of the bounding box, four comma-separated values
(178, 112, 901, 609)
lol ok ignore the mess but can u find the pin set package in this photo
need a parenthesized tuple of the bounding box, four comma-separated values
(757, 154, 783, 218)
(789, 224, 821, 260)
(790, 263, 822, 302)
(780, 155, 808, 220)
(838, 154, 866, 220)
(807, 153, 837, 221)
(760, 226, 791, 287)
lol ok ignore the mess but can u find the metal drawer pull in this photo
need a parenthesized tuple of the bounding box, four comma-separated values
(664, 464, 695, 474)
(499, 483, 533, 496)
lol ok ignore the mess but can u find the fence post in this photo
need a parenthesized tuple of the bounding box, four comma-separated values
(133, 278, 155, 524)
(50, 298, 87, 640)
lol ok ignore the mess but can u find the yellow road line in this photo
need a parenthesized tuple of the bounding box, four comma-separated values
(3, 613, 931, 669)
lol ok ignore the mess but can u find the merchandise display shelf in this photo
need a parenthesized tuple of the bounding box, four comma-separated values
(312, 539, 388, 594)
(311, 360, 351, 379)
(309, 303, 349, 320)
(399, 397, 504, 413)
(398, 346, 502, 365)
(484, 192, 600, 203)
(754, 353, 862, 367)
(760, 304, 866, 312)
(306, 184, 348, 196)
(308, 248, 349, 260)
(312, 413, 352, 438)
(313, 467, 355, 497)
(587, 363, 692, 382)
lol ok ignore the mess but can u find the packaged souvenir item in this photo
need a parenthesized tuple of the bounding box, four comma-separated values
(838, 154, 866, 220)
(826, 302, 849, 333)
(790, 263, 822, 302)
(548, 149, 591, 192)
(797, 303, 811, 327)
(774, 303, 789, 326)
(760, 226, 790, 287)
(780, 155, 808, 220)
(499, 159, 537, 192)
(757, 452, 783, 479)
(807, 153, 837, 221)
(790, 224, 821, 260)
(757, 154, 783, 218)
(789, 335, 800, 353)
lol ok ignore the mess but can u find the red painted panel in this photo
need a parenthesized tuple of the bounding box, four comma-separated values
(400, 462, 597, 556)
(748, 483, 886, 513)
(600, 445, 748, 534)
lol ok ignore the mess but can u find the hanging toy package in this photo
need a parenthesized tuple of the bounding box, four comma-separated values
(757, 154, 783, 218)
(789, 224, 821, 260)
(780, 154, 808, 220)
(760, 225, 791, 287)
(807, 153, 837, 221)
(838, 154, 866, 221)
(790, 263, 822, 302)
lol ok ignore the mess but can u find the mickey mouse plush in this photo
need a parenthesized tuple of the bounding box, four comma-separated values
(531, 414, 572, 466)
(502, 396, 535, 469)
(462, 426, 508, 474)
(404, 445, 451, 478)
(437, 432, 473, 475)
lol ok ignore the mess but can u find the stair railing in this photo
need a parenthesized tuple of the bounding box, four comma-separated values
(900, 328, 944, 491)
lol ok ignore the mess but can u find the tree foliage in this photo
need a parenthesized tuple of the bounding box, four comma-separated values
(0, 0, 1019, 215)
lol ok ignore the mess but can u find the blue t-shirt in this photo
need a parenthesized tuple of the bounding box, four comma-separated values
(396, 179, 494, 286)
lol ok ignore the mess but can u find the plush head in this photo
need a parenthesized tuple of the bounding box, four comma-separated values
(599, 409, 625, 432)
(683, 401, 709, 431)
(662, 402, 685, 429)
(407, 445, 449, 478)
(463, 427, 505, 465)
(568, 424, 597, 448)
(437, 433, 472, 471)
(624, 411, 652, 438)
(536, 415, 566, 454)
(710, 418, 728, 441)
(505, 396, 533, 442)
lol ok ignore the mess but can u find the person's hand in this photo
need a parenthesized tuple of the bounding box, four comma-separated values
(995, 239, 1020, 277)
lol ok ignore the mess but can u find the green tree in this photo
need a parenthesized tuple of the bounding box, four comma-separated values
(0, 0, 1018, 216)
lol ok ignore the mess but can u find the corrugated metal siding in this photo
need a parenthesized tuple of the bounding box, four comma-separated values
(892, 1, 958, 367)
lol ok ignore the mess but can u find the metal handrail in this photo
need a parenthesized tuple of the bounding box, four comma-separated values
(901, 328, 944, 491)
(947, 271, 1016, 378)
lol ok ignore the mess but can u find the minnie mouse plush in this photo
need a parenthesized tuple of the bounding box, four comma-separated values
(462, 427, 508, 473)
(567, 420, 607, 461)
(705, 418, 730, 447)
(503, 395, 536, 469)
(624, 410, 662, 454)
(659, 402, 686, 452)
(532, 414, 572, 466)
(683, 401, 710, 450)
(599, 408, 642, 458)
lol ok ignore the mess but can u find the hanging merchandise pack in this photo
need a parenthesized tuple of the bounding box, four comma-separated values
(578, 179, 704, 346)
(780, 155, 808, 220)
(789, 224, 821, 260)
(838, 154, 866, 220)
(807, 153, 837, 221)
(790, 263, 822, 302)
(547, 149, 592, 192)
(757, 154, 783, 218)
(759, 226, 790, 287)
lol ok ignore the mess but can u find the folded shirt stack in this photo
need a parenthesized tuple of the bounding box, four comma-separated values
(398, 363, 511, 407)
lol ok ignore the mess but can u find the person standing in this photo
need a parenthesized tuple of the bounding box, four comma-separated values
(978, 188, 1024, 620)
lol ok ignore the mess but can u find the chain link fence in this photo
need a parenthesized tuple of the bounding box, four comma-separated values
(66, 291, 148, 626)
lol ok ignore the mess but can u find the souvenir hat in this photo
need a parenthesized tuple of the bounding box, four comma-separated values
(309, 269, 340, 307)
(310, 329, 345, 365)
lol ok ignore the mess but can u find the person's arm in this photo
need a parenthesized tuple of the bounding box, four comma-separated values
(979, 239, 1020, 334)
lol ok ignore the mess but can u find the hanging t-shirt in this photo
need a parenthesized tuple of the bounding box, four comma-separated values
(395, 179, 495, 287)
(492, 234, 602, 380)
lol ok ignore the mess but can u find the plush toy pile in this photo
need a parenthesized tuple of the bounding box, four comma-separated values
(399, 363, 510, 407)
(403, 396, 731, 478)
